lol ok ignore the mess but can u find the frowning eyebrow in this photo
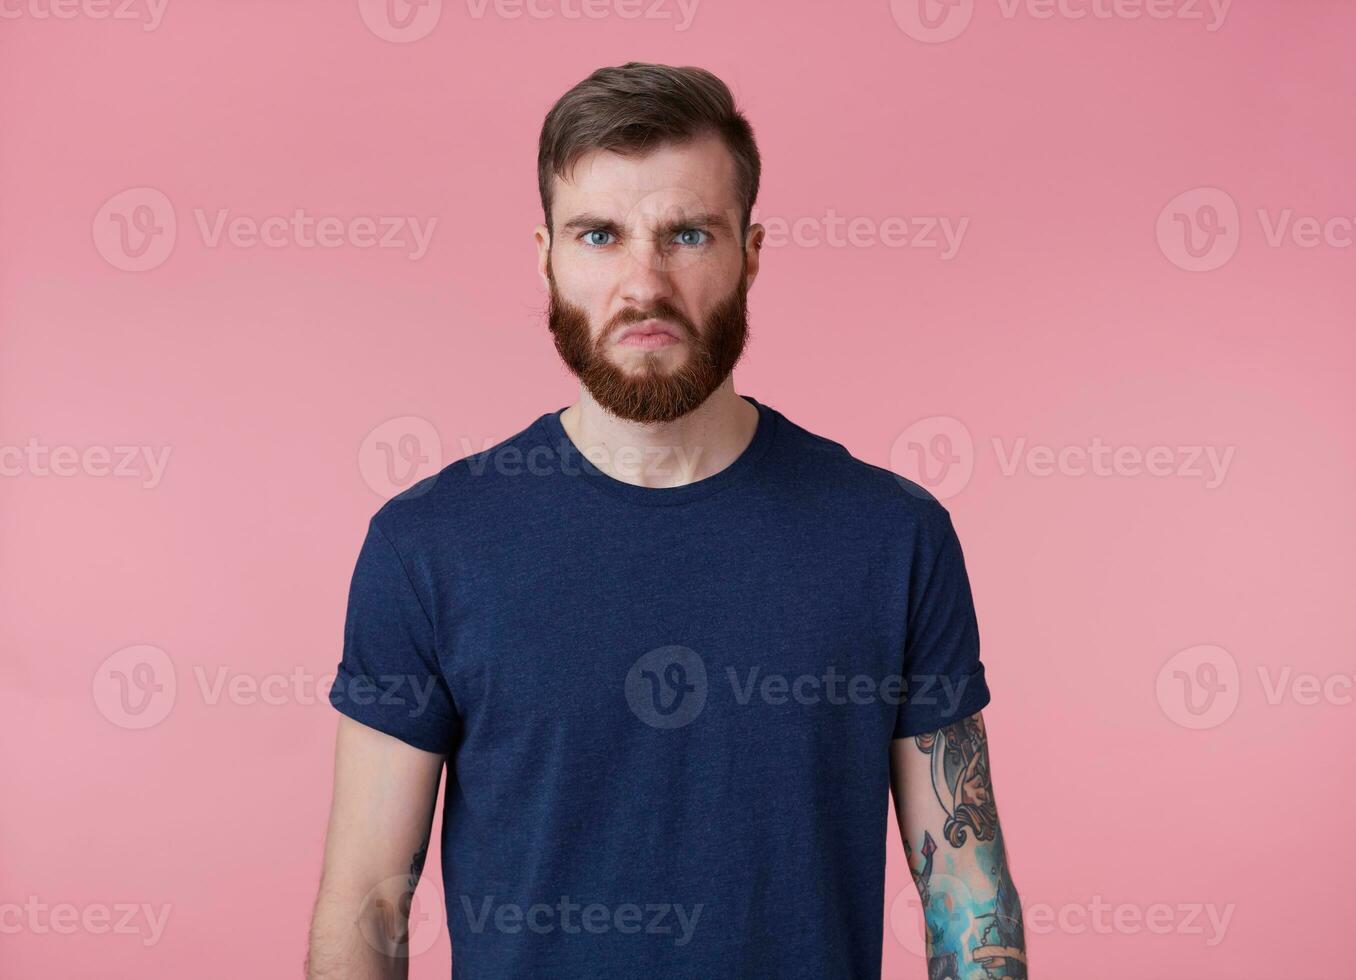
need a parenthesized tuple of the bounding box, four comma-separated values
(559, 210, 735, 237)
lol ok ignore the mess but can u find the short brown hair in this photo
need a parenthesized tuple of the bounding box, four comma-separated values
(537, 62, 761, 240)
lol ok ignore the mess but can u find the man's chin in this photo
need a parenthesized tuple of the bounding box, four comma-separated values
(606, 347, 689, 374)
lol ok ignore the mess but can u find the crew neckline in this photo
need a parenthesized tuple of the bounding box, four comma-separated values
(539, 394, 778, 506)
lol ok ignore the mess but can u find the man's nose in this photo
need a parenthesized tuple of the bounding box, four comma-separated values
(618, 233, 674, 308)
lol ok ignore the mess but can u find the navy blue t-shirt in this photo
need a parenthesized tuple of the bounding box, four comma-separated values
(330, 394, 990, 979)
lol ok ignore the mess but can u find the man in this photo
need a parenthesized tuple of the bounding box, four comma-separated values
(307, 62, 1026, 980)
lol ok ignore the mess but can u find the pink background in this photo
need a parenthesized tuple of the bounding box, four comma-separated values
(2, 2, 1353, 978)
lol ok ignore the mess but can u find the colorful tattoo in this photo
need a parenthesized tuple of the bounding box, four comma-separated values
(910, 716, 1027, 980)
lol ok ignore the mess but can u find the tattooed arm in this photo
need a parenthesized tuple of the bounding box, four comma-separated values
(307, 715, 444, 979)
(890, 710, 1027, 980)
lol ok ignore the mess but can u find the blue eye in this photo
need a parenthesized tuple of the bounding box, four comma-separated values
(579, 228, 709, 250)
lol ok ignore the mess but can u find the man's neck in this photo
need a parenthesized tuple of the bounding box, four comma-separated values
(558, 381, 759, 489)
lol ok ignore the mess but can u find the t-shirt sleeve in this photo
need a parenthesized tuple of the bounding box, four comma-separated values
(893, 508, 991, 739)
(329, 515, 459, 753)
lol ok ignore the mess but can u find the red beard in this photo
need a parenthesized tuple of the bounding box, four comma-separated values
(546, 266, 750, 424)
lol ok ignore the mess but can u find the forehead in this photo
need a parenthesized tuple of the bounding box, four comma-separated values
(551, 131, 740, 226)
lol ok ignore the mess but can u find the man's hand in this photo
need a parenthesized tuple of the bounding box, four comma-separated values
(890, 710, 1027, 979)
(306, 715, 445, 980)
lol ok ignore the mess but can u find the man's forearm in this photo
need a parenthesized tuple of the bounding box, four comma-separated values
(895, 712, 1027, 979)
(914, 823, 1026, 980)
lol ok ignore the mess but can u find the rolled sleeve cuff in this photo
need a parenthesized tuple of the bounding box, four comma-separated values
(328, 661, 456, 754)
(892, 663, 991, 739)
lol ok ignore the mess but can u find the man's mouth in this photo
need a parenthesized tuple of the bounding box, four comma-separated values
(614, 319, 684, 350)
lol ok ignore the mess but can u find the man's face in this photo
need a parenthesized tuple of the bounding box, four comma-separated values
(535, 132, 762, 424)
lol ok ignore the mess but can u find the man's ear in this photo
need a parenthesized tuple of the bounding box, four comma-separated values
(533, 224, 551, 288)
(743, 222, 765, 287)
